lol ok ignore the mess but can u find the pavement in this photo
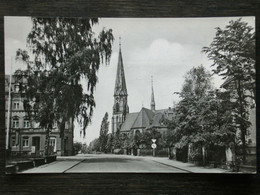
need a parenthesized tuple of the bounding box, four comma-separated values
(140, 156, 230, 173)
(21, 153, 230, 174)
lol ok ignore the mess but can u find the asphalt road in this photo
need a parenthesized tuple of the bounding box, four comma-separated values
(22, 154, 188, 173)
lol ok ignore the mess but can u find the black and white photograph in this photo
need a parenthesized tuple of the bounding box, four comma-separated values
(4, 16, 256, 174)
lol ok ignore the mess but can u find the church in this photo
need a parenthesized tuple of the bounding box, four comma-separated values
(111, 43, 174, 138)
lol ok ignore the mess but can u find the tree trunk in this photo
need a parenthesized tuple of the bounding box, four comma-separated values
(60, 121, 65, 156)
(237, 79, 246, 164)
(45, 127, 50, 156)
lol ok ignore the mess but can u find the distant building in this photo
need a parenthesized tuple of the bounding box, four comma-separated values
(5, 74, 73, 156)
(111, 43, 174, 139)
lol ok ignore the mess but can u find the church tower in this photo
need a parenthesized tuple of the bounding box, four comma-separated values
(151, 76, 156, 112)
(112, 39, 129, 135)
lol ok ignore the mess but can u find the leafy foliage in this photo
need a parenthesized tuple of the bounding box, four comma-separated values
(202, 18, 255, 163)
(202, 18, 255, 99)
(164, 65, 237, 160)
(73, 142, 83, 155)
(105, 134, 114, 153)
(88, 138, 100, 152)
(99, 112, 109, 152)
(15, 18, 114, 154)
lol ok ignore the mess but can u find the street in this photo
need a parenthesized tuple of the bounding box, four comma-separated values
(21, 154, 227, 173)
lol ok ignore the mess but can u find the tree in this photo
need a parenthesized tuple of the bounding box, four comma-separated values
(202, 18, 255, 164)
(73, 142, 83, 155)
(138, 128, 161, 149)
(105, 134, 114, 153)
(177, 65, 214, 148)
(88, 138, 101, 152)
(129, 131, 142, 149)
(99, 112, 109, 152)
(164, 66, 217, 162)
(15, 18, 114, 155)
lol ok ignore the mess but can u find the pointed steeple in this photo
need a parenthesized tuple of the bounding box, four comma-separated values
(114, 37, 127, 96)
(112, 38, 129, 135)
(151, 76, 155, 112)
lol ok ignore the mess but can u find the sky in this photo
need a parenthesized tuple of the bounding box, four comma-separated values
(5, 16, 255, 145)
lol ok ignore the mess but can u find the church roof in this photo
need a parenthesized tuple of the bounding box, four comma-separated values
(131, 107, 154, 129)
(120, 112, 139, 132)
(151, 112, 164, 127)
(119, 107, 174, 132)
(155, 109, 167, 114)
(114, 47, 127, 96)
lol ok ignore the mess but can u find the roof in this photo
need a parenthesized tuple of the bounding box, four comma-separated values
(220, 77, 234, 88)
(114, 47, 127, 96)
(155, 109, 167, 114)
(151, 112, 164, 127)
(120, 107, 175, 132)
(131, 107, 154, 129)
(120, 112, 139, 132)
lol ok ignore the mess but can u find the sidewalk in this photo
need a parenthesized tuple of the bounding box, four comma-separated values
(137, 156, 231, 173)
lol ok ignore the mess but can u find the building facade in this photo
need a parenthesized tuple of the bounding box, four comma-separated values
(5, 74, 74, 156)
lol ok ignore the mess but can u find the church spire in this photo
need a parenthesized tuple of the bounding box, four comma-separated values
(151, 76, 155, 112)
(112, 37, 129, 135)
(114, 37, 127, 96)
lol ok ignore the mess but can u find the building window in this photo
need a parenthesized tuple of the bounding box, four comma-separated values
(50, 137, 56, 152)
(13, 102, 19, 109)
(22, 137, 29, 147)
(14, 85, 19, 92)
(13, 119, 19, 128)
(24, 120, 30, 128)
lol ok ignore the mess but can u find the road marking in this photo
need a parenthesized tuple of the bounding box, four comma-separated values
(62, 159, 86, 173)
